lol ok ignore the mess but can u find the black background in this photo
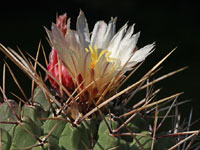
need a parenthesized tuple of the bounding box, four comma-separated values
(0, 1, 199, 129)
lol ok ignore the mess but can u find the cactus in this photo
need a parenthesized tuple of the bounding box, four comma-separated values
(0, 91, 179, 150)
(0, 10, 199, 150)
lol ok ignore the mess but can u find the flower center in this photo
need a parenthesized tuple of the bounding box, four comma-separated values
(85, 45, 115, 69)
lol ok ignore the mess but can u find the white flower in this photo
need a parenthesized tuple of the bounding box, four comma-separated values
(45, 10, 155, 104)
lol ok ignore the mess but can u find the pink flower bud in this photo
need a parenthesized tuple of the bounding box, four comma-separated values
(47, 14, 74, 90)
(48, 49, 74, 89)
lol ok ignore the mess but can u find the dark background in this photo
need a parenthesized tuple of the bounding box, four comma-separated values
(0, 1, 199, 128)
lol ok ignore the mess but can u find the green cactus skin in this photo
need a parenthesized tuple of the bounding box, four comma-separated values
(32, 136, 60, 150)
(10, 116, 42, 150)
(33, 87, 50, 112)
(130, 131, 152, 150)
(42, 115, 66, 138)
(23, 105, 48, 127)
(0, 128, 11, 150)
(0, 100, 18, 132)
(94, 116, 130, 150)
(59, 122, 91, 150)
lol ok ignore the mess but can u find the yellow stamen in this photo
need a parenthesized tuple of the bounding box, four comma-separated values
(106, 52, 117, 61)
(85, 48, 89, 52)
(85, 45, 117, 69)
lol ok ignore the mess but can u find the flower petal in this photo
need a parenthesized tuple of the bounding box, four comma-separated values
(91, 17, 117, 49)
(128, 42, 155, 67)
(45, 23, 78, 78)
(76, 10, 90, 49)
(107, 23, 128, 58)
(117, 31, 140, 66)
(91, 21, 108, 48)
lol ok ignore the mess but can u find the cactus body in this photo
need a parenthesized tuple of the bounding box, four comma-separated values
(0, 87, 184, 150)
